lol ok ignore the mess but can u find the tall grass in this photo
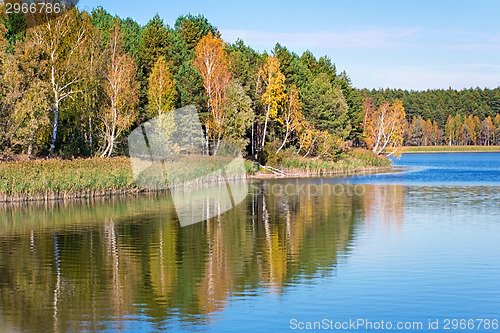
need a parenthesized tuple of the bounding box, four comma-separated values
(1, 155, 251, 202)
(270, 148, 392, 176)
(0, 158, 137, 202)
(0, 149, 391, 201)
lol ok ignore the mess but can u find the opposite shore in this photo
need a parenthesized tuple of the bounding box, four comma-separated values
(394, 145, 500, 154)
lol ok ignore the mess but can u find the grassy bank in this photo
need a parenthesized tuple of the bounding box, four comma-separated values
(396, 145, 500, 153)
(256, 148, 392, 177)
(0, 149, 391, 202)
(0, 158, 138, 202)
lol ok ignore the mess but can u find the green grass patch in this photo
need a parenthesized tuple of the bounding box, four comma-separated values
(268, 148, 392, 174)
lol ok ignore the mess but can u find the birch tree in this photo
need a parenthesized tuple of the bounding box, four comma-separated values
(100, 24, 139, 157)
(363, 99, 406, 155)
(30, 7, 87, 155)
(148, 56, 176, 117)
(259, 56, 285, 151)
(193, 34, 232, 154)
(297, 122, 315, 156)
(81, 14, 105, 156)
(276, 85, 302, 154)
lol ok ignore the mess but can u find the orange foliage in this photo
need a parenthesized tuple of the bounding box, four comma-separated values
(193, 34, 232, 148)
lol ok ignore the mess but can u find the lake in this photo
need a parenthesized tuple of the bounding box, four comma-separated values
(1, 153, 500, 332)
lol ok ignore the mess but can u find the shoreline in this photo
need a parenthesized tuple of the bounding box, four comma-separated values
(0, 150, 392, 203)
(248, 166, 394, 179)
(0, 166, 394, 203)
(396, 146, 500, 154)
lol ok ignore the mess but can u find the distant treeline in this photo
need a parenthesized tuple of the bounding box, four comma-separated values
(361, 88, 500, 146)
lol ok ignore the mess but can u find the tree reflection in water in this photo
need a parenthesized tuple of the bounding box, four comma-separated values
(0, 181, 406, 331)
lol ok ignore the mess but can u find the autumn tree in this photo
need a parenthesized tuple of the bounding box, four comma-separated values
(0, 23, 51, 156)
(431, 120, 440, 145)
(494, 114, 500, 144)
(100, 24, 139, 157)
(315, 130, 344, 160)
(296, 121, 315, 156)
(30, 7, 88, 155)
(480, 117, 495, 145)
(363, 99, 406, 155)
(259, 56, 286, 151)
(461, 124, 472, 145)
(463, 115, 477, 145)
(276, 85, 302, 154)
(193, 34, 232, 154)
(79, 13, 107, 156)
(148, 56, 176, 117)
(0, 21, 22, 153)
(12, 81, 50, 156)
(422, 119, 434, 146)
(445, 115, 455, 146)
(445, 114, 463, 146)
(408, 116, 423, 146)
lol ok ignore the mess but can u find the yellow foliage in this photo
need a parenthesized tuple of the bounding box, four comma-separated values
(260, 56, 286, 120)
(148, 56, 176, 117)
(259, 56, 286, 150)
(193, 34, 232, 144)
(363, 98, 406, 155)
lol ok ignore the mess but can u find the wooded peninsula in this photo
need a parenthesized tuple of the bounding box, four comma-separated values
(1, 5, 499, 199)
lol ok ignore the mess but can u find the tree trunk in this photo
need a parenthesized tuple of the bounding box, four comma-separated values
(304, 138, 316, 158)
(297, 132, 307, 155)
(251, 118, 255, 157)
(107, 135, 115, 157)
(261, 105, 271, 152)
(49, 99, 60, 155)
(89, 109, 93, 156)
(27, 129, 34, 157)
(106, 108, 117, 157)
(276, 131, 289, 154)
(213, 132, 222, 156)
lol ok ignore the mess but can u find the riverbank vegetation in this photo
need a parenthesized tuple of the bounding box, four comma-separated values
(3, 4, 499, 201)
(0, 3, 398, 201)
(0, 157, 136, 201)
(263, 148, 391, 175)
(0, 5, 370, 162)
(0, 151, 389, 201)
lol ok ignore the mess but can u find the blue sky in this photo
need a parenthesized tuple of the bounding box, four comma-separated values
(77, 0, 500, 91)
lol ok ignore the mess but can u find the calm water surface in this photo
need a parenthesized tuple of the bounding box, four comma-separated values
(1, 153, 500, 332)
